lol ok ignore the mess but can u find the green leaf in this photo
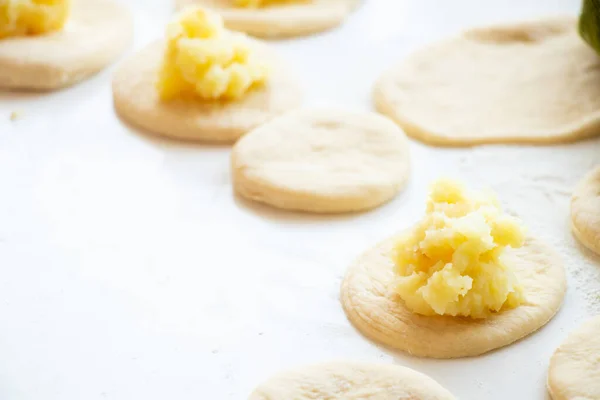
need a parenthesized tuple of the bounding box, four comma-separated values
(580, 0, 600, 54)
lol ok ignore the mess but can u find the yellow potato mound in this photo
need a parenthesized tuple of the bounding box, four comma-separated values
(0, 0, 70, 39)
(157, 7, 268, 101)
(233, 0, 300, 8)
(393, 179, 526, 319)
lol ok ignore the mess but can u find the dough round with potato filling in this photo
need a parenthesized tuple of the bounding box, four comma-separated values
(231, 108, 410, 213)
(571, 166, 600, 256)
(373, 17, 600, 145)
(341, 235, 566, 358)
(249, 362, 456, 400)
(112, 41, 302, 142)
(0, 0, 132, 90)
(174, 0, 359, 38)
(547, 316, 600, 400)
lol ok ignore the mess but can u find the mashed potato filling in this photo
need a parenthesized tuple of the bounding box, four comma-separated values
(157, 7, 268, 101)
(0, 0, 70, 39)
(393, 179, 526, 319)
(234, 0, 300, 8)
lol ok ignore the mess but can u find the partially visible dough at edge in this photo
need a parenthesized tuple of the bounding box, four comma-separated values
(571, 165, 600, 255)
(175, 0, 359, 38)
(374, 17, 600, 145)
(249, 362, 456, 399)
(0, 0, 132, 90)
(547, 316, 600, 400)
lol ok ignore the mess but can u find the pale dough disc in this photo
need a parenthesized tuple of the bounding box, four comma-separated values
(547, 316, 600, 400)
(174, 0, 358, 38)
(112, 41, 302, 143)
(341, 236, 566, 358)
(231, 108, 410, 213)
(374, 17, 600, 146)
(249, 362, 456, 399)
(571, 166, 600, 256)
(0, 0, 132, 90)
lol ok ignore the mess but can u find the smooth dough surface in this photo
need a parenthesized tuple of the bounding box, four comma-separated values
(249, 362, 456, 399)
(112, 41, 302, 142)
(0, 0, 132, 90)
(374, 17, 600, 146)
(341, 236, 566, 358)
(548, 316, 600, 400)
(231, 109, 410, 213)
(571, 166, 600, 256)
(174, 0, 359, 38)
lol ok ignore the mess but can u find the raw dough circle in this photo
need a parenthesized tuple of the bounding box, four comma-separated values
(112, 41, 302, 143)
(374, 17, 600, 146)
(248, 362, 456, 399)
(341, 236, 566, 358)
(547, 316, 600, 400)
(0, 0, 132, 90)
(174, 0, 359, 38)
(571, 166, 600, 256)
(231, 108, 410, 213)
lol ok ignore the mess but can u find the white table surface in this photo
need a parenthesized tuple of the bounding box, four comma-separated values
(1, 0, 599, 399)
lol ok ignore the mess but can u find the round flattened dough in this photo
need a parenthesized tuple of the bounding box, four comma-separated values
(374, 17, 600, 146)
(112, 41, 302, 143)
(341, 236, 566, 358)
(548, 316, 600, 400)
(231, 109, 410, 213)
(571, 166, 600, 256)
(175, 0, 358, 38)
(249, 362, 456, 400)
(0, 0, 132, 90)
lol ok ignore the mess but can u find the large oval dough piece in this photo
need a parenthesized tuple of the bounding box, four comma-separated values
(112, 41, 302, 143)
(0, 0, 132, 90)
(341, 236, 566, 358)
(374, 18, 600, 146)
(571, 166, 600, 256)
(548, 316, 600, 400)
(249, 362, 456, 399)
(231, 109, 410, 213)
(175, 0, 358, 38)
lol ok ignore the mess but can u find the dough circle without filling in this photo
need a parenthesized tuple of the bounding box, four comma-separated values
(374, 17, 600, 146)
(340, 236, 566, 358)
(571, 166, 600, 256)
(231, 108, 410, 213)
(174, 0, 359, 38)
(547, 316, 600, 400)
(112, 41, 302, 142)
(0, 0, 132, 90)
(248, 362, 456, 399)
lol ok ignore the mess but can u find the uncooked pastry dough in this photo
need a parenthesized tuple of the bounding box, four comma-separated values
(231, 108, 410, 213)
(174, 0, 359, 38)
(547, 316, 600, 400)
(341, 236, 566, 358)
(374, 17, 600, 146)
(0, 0, 132, 90)
(248, 362, 456, 399)
(112, 41, 302, 142)
(571, 166, 600, 256)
